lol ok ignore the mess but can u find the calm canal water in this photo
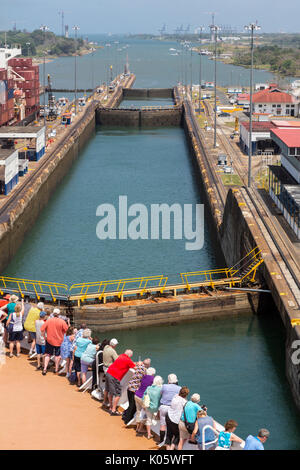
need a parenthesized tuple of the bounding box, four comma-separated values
(5, 37, 300, 449)
(4, 125, 223, 284)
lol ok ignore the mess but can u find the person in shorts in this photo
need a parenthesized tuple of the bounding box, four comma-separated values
(40, 308, 69, 375)
(6, 300, 24, 357)
(35, 311, 47, 370)
(105, 349, 136, 416)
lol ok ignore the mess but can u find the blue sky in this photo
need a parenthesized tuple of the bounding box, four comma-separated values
(1, 0, 299, 35)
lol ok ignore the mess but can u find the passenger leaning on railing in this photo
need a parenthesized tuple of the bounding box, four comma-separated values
(142, 375, 163, 440)
(190, 409, 217, 450)
(103, 349, 137, 416)
(158, 374, 181, 445)
(122, 358, 151, 425)
(177, 393, 202, 450)
(165, 386, 189, 451)
(60, 327, 76, 378)
(135, 367, 156, 436)
(80, 336, 100, 385)
(103, 338, 119, 373)
(92, 339, 110, 390)
(215, 420, 243, 450)
(73, 328, 92, 387)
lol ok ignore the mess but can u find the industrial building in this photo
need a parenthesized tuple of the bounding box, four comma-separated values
(269, 126, 300, 238)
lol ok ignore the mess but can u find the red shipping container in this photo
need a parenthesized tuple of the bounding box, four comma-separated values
(21, 80, 35, 89)
(23, 58, 32, 67)
(8, 109, 15, 120)
(7, 99, 14, 109)
(25, 97, 36, 107)
(7, 79, 14, 88)
(19, 70, 35, 80)
(0, 103, 8, 112)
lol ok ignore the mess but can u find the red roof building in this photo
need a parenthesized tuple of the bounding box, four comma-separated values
(252, 86, 298, 116)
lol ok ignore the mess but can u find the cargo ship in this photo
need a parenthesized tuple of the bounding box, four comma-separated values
(0, 46, 40, 127)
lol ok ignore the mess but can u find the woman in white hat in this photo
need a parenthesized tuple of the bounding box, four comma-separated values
(158, 373, 181, 445)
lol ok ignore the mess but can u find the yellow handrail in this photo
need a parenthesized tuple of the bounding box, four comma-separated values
(0, 276, 69, 302)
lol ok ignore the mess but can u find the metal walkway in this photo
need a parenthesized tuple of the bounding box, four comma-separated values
(0, 248, 263, 306)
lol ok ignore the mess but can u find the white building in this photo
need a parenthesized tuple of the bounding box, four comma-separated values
(252, 85, 298, 117)
(0, 148, 19, 195)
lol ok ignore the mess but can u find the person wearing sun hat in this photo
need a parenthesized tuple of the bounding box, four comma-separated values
(40, 307, 69, 375)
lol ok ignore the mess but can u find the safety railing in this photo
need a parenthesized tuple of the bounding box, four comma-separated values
(0, 276, 69, 302)
(0, 248, 263, 305)
(69, 275, 168, 303)
(201, 424, 219, 450)
(228, 246, 263, 281)
(180, 268, 235, 290)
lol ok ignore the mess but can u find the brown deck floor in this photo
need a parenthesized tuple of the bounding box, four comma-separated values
(0, 351, 155, 450)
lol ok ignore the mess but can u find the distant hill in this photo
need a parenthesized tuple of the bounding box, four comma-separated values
(0, 29, 92, 57)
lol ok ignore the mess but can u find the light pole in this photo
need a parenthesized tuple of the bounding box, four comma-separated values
(40, 25, 49, 128)
(73, 25, 80, 115)
(210, 24, 220, 148)
(245, 22, 261, 187)
(198, 27, 205, 114)
(26, 42, 30, 57)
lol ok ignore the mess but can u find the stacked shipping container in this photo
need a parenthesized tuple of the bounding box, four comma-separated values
(0, 68, 9, 125)
(7, 57, 40, 122)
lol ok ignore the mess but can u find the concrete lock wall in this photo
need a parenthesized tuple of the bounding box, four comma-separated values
(96, 108, 182, 127)
(122, 88, 174, 99)
(72, 292, 259, 331)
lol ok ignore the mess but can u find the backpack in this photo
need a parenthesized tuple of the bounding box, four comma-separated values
(143, 388, 150, 408)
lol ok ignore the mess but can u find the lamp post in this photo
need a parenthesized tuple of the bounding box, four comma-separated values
(245, 22, 261, 187)
(26, 42, 30, 57)
(40, 25, 49, 128)
(198, 27, 205, 114)
(73, 25, 80, 115)
(210, 24, 220, 148)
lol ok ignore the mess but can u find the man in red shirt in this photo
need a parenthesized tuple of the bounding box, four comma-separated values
(40, 308, 69, 375)
(105, 349, 136, 416)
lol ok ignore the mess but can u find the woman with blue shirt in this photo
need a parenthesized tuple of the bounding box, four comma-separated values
(73, 328, 92, 386)
(81, 337, 99, 385)
(177, 393, 202, 450)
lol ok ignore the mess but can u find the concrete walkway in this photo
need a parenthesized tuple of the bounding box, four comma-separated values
(0, 352, 155, 450)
